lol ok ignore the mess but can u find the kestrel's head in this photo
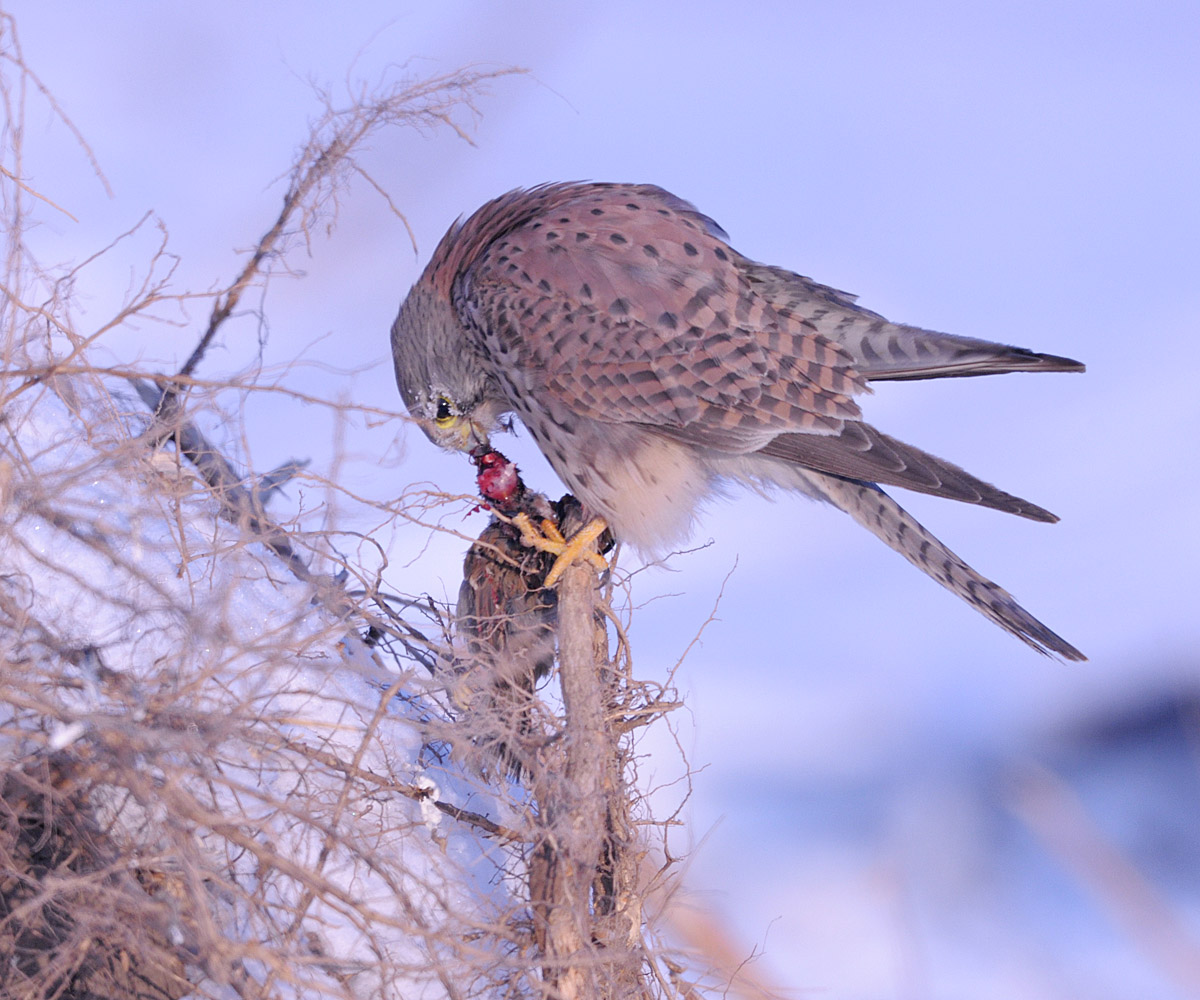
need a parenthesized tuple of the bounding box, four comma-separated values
(390, 281, 504, 452)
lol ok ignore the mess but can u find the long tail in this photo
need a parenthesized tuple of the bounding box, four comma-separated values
(796, 469, 1085, 660)
(738, 259, 1086, 380)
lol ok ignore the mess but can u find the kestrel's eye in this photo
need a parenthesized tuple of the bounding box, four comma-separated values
(434, 396, 455, 427)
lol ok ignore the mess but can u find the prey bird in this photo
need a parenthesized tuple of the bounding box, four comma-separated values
(453, 448, 558, 775)
(391, 182, 1085, 660)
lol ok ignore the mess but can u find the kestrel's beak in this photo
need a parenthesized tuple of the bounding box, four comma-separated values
(456, 417, 491, 452)
(422, 413, 490, 453)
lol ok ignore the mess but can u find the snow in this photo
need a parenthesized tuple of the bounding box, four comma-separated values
(5, 4, 1199, 995)
(0, 368, 519, 998)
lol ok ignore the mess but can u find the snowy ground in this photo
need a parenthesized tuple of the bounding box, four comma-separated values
(4, 4, 1199, 997)
(0, 364, 523, 997)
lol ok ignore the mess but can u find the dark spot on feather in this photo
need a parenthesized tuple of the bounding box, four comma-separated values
(545, 230, 560, 241)
(611, 298, 630, 316)
(576, 232, 590, 242)
(714, 247, 728, 261)
(626, 202, 640, 210)
(538, 279, 552, 292)
(591, 208, 604, 216)
(658, 311, 678, 329)
(683, 242, 698, 256)
(610, 233, 628, 245)
(643, 244, 660, 258)
(580, 283, 593, 299)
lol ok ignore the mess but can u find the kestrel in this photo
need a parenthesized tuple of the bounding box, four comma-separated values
(391, 182, 1085, 660)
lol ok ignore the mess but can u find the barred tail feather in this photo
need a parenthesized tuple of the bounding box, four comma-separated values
(798, 470, 1085, 661)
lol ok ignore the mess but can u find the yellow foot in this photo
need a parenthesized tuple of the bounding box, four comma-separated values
(512, 513, 609, 587)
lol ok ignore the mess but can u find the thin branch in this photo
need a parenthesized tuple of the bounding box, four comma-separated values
(175, 65, 523, 383)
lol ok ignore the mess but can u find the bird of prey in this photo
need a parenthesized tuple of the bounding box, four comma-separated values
(391, 182, 1085, 660)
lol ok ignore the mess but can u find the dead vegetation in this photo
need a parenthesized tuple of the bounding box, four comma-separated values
(0, 13, 781, 1000)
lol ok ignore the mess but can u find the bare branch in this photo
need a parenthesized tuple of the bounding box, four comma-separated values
(175, 65, 523, 382)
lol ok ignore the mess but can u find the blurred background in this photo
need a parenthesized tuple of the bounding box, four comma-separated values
(8, 2, 1200, 996)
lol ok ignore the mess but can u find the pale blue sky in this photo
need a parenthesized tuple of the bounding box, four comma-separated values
(10, 2, 1200, 994)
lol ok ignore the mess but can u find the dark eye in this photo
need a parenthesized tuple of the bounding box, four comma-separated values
(435, 396, 454, 424)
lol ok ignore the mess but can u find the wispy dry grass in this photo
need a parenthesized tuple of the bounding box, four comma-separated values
(0, 13, 786, 999)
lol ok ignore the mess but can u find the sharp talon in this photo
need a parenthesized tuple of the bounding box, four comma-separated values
(512, 513, 609, 587)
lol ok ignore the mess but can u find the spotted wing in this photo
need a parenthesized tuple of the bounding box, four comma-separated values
(460, 183, 1053, 517)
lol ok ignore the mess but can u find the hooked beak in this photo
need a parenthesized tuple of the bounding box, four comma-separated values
(421, 414, 490, 453)
(456, 417, 490, 451)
